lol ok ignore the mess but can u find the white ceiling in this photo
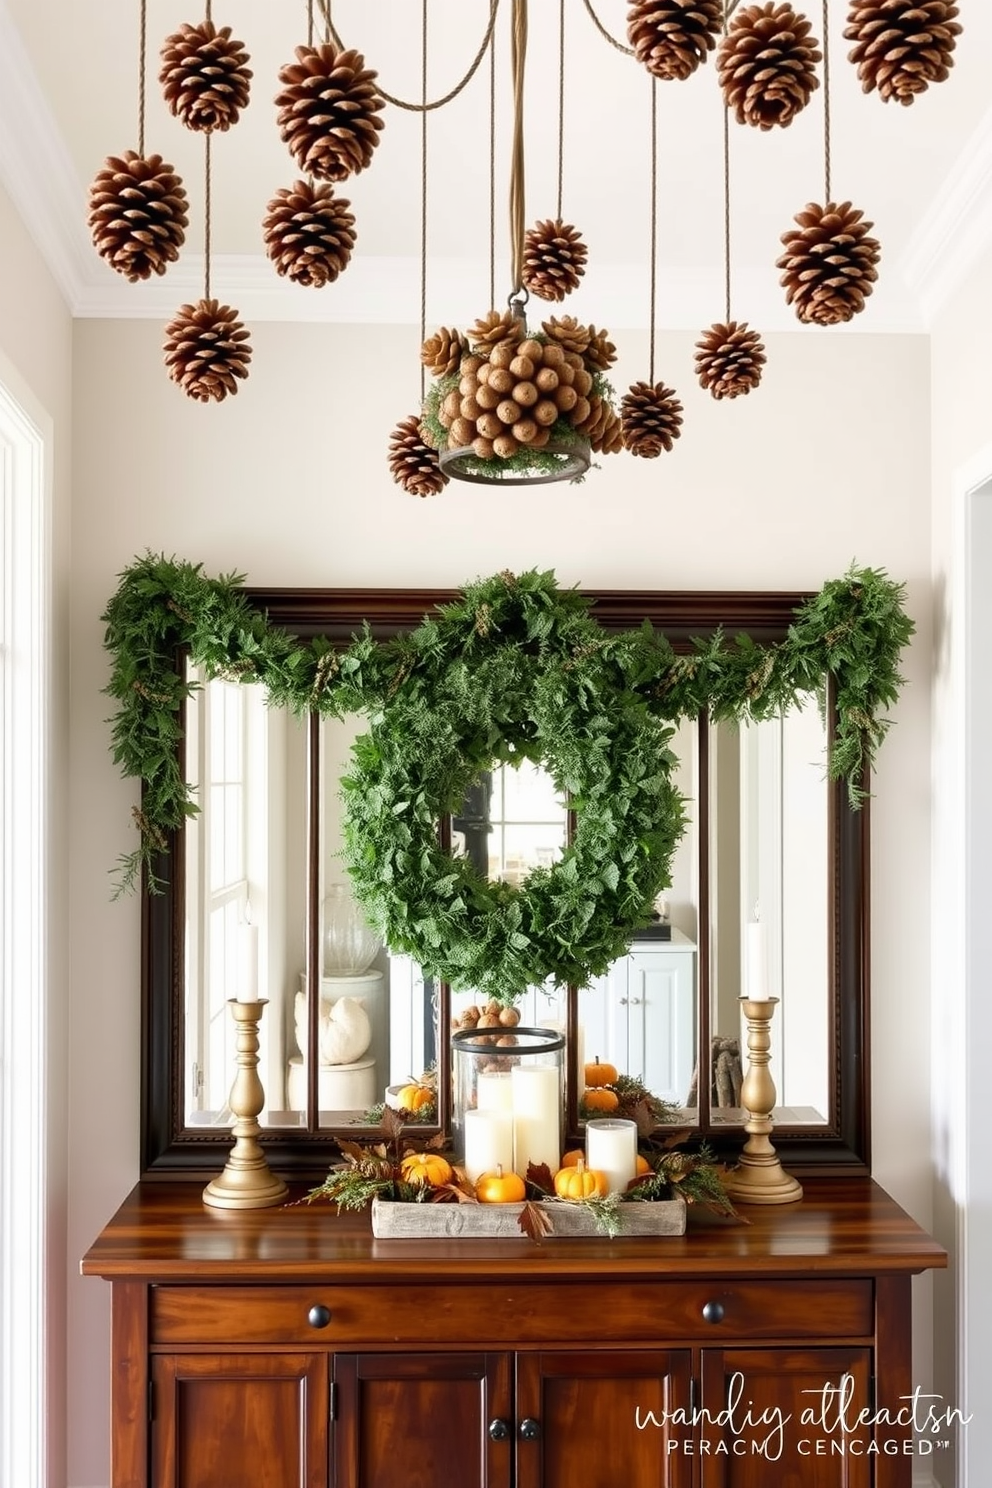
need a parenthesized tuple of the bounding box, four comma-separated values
(1, 0, 991, 331)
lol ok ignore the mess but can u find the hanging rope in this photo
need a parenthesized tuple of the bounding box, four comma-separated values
(649, 78, 657, 383)
(420, 0, 428, 401)
(582, 0, 633, 57)
(306, 0, 313, 49)
(137, 0, 146, 156)
(204, 131, 212, 300)
(556, 0, 565, 220)
(489, 21, 496, 310)
(508, 0, 528, 297)
(822, 0, 832, 201)
(205, 0, 212, 22)
(723, 84, 732, 323)
(314, 0, 500, 113)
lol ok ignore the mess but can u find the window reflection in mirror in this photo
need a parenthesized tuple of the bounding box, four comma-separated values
(708, 697, 829, 1126)
(183, 665, 307, 1131)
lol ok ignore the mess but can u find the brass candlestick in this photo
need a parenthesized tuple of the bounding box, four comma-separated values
(723, 997, 803, 1205)
(203, 1000, 288, 1210)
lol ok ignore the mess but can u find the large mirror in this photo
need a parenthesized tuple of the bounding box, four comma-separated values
(141, 587, 868, 1176)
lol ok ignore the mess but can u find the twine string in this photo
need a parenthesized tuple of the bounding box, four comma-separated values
(509, 0, 528, 296)
(556, 0, 565, 221)
(420, 0, 428, 402)
(489, 21, 496, 310)
(137, 0, 146, 156)
(723, 75, 732, 322)
(205, 0, 212, 23)
(306, 0, 313, 49)
(649, 77, 657, 384)
(314, 0, 500, 113)
(823, 0, 832, 201)
(204, 131, 212, 300)
(581, 0, 633, 56)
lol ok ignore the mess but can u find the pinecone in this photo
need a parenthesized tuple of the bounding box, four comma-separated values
(522, 219, 588, 302)
(541, 315, 591, 356)
(718, 4, 821, 129)
(421, 326, 468, 378)
(590, 405, 624, 455)
(163, 298, 252, 402)
(262, 180, 356, 287)
(694, 321, 767, 399)
(777, 201, 881, 325)
(469, 310, 523, 353)
(845, 0, 961, 104)
(388, 414, 448, 498)
(627, 0, 723, 81)
(88, 152, 189, 282)
(620, 381, 684, 457)
(584, 325, 618, 372)
(159, 21, 252, 132)
(275, 45, 385, 182)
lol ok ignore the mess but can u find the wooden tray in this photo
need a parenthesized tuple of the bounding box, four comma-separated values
(370, 1194, 686, 1239)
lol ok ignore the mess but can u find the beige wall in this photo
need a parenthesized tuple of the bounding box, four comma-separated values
(66, 315, 935, 1485)
(0, 181, 72, 1488)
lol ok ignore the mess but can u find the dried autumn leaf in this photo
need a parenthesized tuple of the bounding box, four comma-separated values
(518, 1200, 554, 1243)
(525, 1160, 555, 1195)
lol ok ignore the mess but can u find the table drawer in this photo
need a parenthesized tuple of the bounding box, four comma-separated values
(151, 1278, 873, 1347)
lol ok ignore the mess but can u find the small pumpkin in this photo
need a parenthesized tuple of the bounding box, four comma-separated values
(396, 1083, 434, 1112)
(399, 1151, 453, 1188)
(553, 1158, 609, 1200)
(584, 1057, 618, 1087)
(635, 1154, 653, 1176)
(475, 1163, 526, 1204)
(583, 1086, 620, 1113)
(560, 1149, 587, 1168)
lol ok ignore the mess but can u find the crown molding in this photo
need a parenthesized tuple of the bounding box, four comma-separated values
(898, 102, 992, 325)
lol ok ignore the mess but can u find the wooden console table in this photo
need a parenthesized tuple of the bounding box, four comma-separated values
(82, 1177, 946, 1488)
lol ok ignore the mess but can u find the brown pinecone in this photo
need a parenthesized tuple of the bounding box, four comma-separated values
(777, 201, 881, 325)
(469, 310, 523, 353)
(627, 0, 723, 81)
(388, 414, 448, 498)
(87, 152, 189, 281)
(421, 326, 468, 378)
(620, 381, 684, 457)
(590, 405, 624, 455)
(160, 21, 252, 132)
(694, 321, 767, 399)
(584, 325, 618, 372)
(541, 315, 591, 356)
(522, 219, 588, 302)
(262, 180, 355, 287)
(275, 45, 385, 182)
(718, 4, 821, 128)
(163, 298, 252, 402)
(845, 0, 961, 105)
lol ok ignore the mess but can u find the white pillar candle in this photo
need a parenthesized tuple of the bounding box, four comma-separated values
(510, 1064, 561, 1178)
(463, 1108, 514, 1183)
(744, 921, 769, 1001)
(585, 1118, 638, 1195)
(236, 923, 259, 1003)
(476, 1071, 515, 1113)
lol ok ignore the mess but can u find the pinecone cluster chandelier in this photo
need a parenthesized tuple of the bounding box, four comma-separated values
(85, 0, 962, 460)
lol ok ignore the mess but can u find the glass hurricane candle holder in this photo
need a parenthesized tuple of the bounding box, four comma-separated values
(322, 883, 381, 976)
(451, 1026, 564, 1180)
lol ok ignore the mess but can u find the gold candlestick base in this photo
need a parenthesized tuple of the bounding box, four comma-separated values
(203, 1000, 288, 1211)
(722, 998, 803, 1206)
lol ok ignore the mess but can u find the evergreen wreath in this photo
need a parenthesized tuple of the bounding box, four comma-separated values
(102, 558, 914, 1000)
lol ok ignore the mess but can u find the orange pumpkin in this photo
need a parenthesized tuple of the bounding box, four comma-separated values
(396, 1083, 434, 1112)
(584, 1057, 618, 1087)
(560, 1149, 586, 1168)
(475, 1164, 526, 1204)
(399, 1151, 453, 1188)
(635, 1154, 652, 1176)
(553, 1159, 609, 1200)
(583, 1086, 620, 1113)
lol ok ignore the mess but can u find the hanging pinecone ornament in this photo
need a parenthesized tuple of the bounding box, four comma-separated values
(421, 327, 468, 378)
(88, 152, 189, 281)
(468, 310, 523, 354)
(718, 4, 822, 129)
(777, 201, 881, 325)
(522, 219, 588, 302)
(263, 180, 356, 287)
(844, 0, 961, 105)
(541, 315, 591, 356)
(584, 326, 618, 372)
(160, 20, 252, 132)
(695, 322, 767, 399)
(620, 381, 684, 457)
(275, 45, 385, 182)
(163, 298, 252, 402)
(388, 414, 448, 497)
(626, 0, 723, 81)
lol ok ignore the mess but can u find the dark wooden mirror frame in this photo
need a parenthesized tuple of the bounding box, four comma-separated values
(140, 585, 869, 1179)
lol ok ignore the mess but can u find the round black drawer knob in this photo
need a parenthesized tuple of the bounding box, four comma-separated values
(488, 1419, 510, 1441)
(702, 1300, 725, 1324)
(307, 1304, 332, 1329)
(519, 1418, 542, 1441)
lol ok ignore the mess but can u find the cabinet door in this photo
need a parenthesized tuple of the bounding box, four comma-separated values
(151, 1352, 328, 1488)
(609, 950, 696, 1103)
(699, 1347, 872, 1488)
(333, 1351, 512, 1488)
(515, 1349, 693, 1488)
